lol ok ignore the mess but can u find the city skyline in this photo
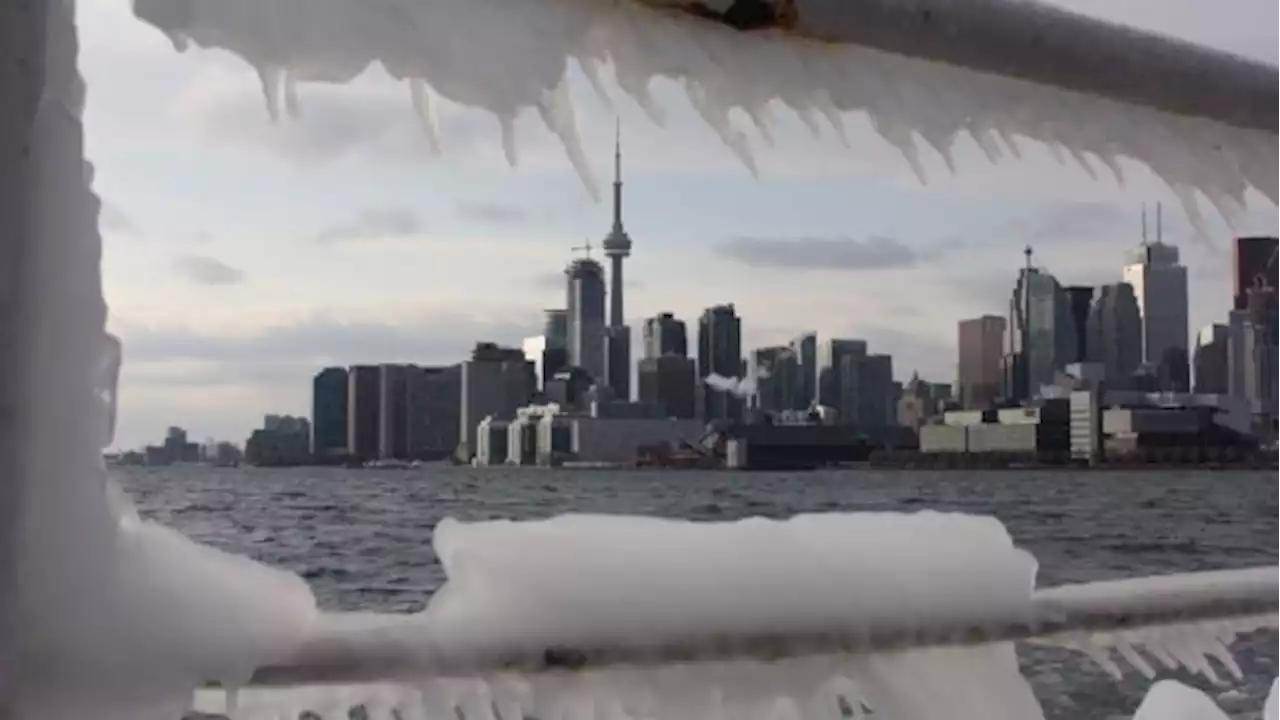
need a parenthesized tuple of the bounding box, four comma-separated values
(84, 0, 1279, 448)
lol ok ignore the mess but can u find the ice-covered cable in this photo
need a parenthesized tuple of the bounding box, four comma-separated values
(131, 0, 1278, 232)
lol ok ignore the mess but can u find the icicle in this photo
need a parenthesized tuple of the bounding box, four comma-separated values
(814, 92, 849, 148)
(457, 680, 499, 720)
(1114, 639, 1157, 679)
(255, 64, 284, 123)
(685, 80, 758, 176)
(536, 80, 601, 201)
(408, 79, 442, 155)
(577, 56, 615, 110)
(283, 71, 302, 120)
(1206, 636, 1245, 681)
(744, 100, 776, 146)
(1080, 640, 1125, 679)
(394, 690, 429, 720)
(497, 113, 519, 168)
(1265, 677, 1278, 720)
(790, 104, 822, 139)
(488, 674, 533, 720)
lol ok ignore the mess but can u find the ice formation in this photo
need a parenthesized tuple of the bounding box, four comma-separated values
(9, 1, 319, 719)
(5, 0, 1277, 718)
(130, 0, 1277, 230)
(1128, 677, 1280, 720)
(422, 513, 1037, 656)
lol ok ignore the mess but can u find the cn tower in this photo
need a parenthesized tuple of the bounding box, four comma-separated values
(600, 120, 633, 400)
(602, 119, 631, 328)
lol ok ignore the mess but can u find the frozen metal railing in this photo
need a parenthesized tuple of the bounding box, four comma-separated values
(666, 0, 1278, 132)
(232, 566, 1278, 688)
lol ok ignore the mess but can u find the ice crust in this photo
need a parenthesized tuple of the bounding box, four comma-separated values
(422, 513, 1038, 656)
(12, 1, 319, 718)
(132, 0, 1278, 228)
(9, 0, 1276, 717)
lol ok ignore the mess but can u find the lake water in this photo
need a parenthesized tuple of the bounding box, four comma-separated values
(117, 466, 1278, 718)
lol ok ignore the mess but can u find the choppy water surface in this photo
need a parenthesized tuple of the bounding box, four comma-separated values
(117, 466, 1278, 718)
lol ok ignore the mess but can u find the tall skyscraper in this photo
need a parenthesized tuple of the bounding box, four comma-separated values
(346, 365, 380, 462)
(1064, 285, 1094, 364)
(857, 354, 896, 430)
(790, 332, 817, 410)
(458, 343, 534, 460)
(1194, 324, 1229, 395)
(1086, 282, 1142, 389)
(643, 312, 688, 358)
(697, 304, 743, 421)
(1231, 236, 1278, 314)
(601, 121, 633, 401)
(637, 355, 697, 419)
(1122, 212, 1190, 391)
(751, 345, 796, 413)
(1006, 247, 1074, 400)
(956, 315, 1005, 409)
(311, 366, 348, 458)
(542, 309, 569, 348)
(817, 338, 867, 419)
(377, 364, 412, 460)
(406, 365, 460, 459)
(565, 254, 607, 382)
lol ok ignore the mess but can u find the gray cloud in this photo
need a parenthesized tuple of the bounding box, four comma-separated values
(116, 311, 537, 368)
(456, 202, 530, 224)
(716, 235, 919, 271)
(312, 207, 424, 243)
(1007, 200, 1132, 248)
(173, 255, 245, 286)
(530, 270, 567, 289)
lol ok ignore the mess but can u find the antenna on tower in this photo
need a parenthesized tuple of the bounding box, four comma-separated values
(1141, 202, 1148, 243)
(1023, 244, 1033, 271)
(1156, 201, 1163, 243)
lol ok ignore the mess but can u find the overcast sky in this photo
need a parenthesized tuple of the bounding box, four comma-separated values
(80, 0, 1279, 450)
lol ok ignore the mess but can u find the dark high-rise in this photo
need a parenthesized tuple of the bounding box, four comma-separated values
(543, 309, 569, 348)
(378, 364, 412, 460)
(565, 257, 607, 381)
(1065, 285, 1094, 364)
(310, 367, 348, 458)
(697, 304, 743, 421)
(637, 355, 697, 419)
(346, 365, 381, 462)
(956, 316, 1005, 409)
(407, 365, 461, 459)
(790, 332, 816, 410)
(1086, 282, 1143, 389)
(604, 327, 632, 401)
(1232, 236, 1278, 314)
(1194, 324, 1229, 395)
(643, 312, 689, 358)
(752, 345, 797, 413)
